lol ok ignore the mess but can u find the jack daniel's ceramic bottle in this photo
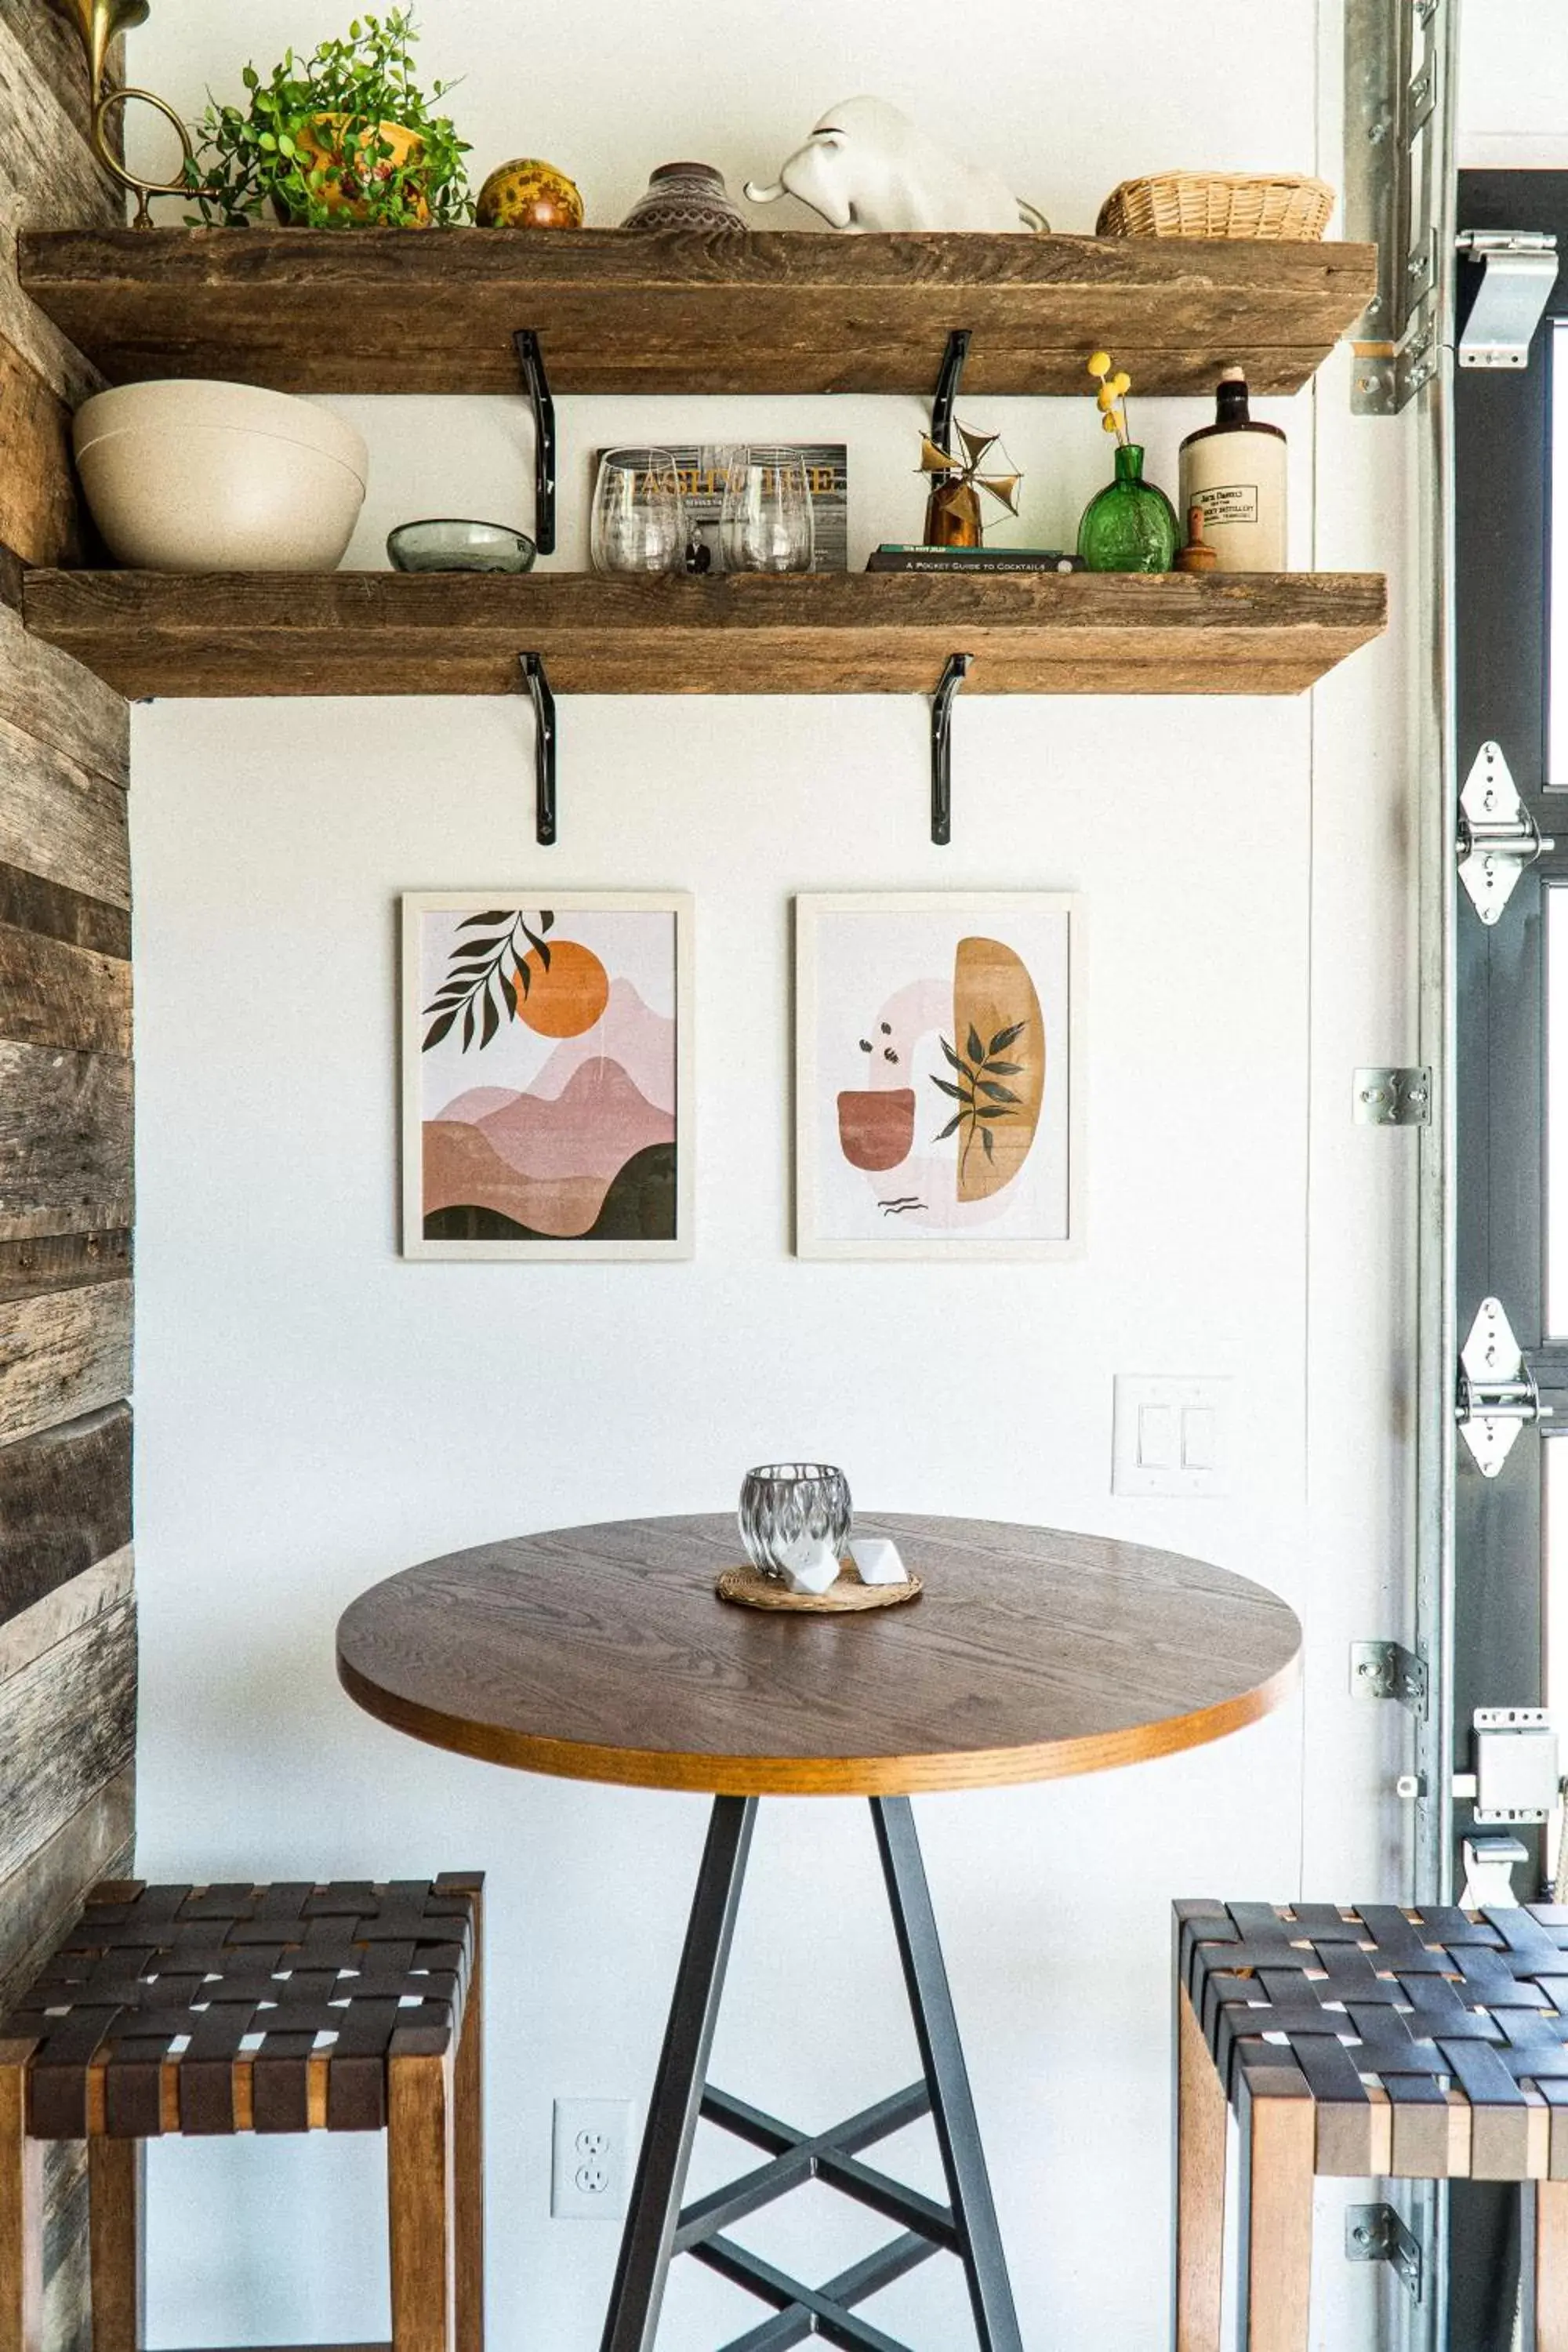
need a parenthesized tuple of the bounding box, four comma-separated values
(1178, 368, 1287, 571)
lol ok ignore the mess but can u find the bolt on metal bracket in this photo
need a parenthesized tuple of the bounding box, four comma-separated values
(1355, 1067, 1431, 1126)
(1457, 1296, 1553, 1476)
(1350, 1640, 1428, 1712)
(1346, 2203, 1423, 2302)
(1457, 230, 1559, 368)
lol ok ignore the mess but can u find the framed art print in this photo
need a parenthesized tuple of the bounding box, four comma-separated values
(402, 892, 693, 1260)
(795, 893, 1083, 1261)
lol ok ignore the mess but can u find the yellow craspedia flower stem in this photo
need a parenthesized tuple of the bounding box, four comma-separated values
(1102, 412, 1120, 432)
(1112, 371, 1131, 395)
(1087, 349, 1112, 379)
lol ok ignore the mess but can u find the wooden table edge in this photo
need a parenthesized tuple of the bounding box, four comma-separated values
(336, 1639, 1301, 1798)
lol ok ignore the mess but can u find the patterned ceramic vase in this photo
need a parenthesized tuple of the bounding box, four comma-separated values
(620, 162, 747, 231)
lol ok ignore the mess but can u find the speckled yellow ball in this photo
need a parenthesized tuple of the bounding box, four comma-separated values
(476, 158, 584, 228)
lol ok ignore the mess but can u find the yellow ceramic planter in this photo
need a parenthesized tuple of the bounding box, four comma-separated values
(283, 114, 430, 223)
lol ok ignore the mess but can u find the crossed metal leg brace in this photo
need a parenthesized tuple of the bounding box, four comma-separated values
(600, 1795, 1023, 2352)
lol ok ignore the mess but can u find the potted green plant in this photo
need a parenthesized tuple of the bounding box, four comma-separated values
(183, 9, 471, 227)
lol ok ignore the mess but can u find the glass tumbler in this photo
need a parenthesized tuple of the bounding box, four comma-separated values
(590, 447, 687, 575)
(739, 1462, 852, 1584)
(720, 446, 815, 574)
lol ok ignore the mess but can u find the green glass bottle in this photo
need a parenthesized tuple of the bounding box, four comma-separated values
(1076, 443, 1180, 573)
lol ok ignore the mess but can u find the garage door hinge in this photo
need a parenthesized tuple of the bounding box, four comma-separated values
(1346, 2203, 1422, 2301)
(1457, 1297, 1554, 1475)
(1350, 1641, 1428, 1711)
(1354, 1067, 1430, 1125)
(1456, 230, 1559, 368)
(1458, 741, 1553, 924)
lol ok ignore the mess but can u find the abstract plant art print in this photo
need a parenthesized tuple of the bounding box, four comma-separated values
(401, 892, 692, 1260)
(795, 894, 1082, 1260)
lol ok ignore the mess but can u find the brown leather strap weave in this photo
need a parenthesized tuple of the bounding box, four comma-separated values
(2, 1874, 481, 2140)
(1178, 1898, 1568, 2179)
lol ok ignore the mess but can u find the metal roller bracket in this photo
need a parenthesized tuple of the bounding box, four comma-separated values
(1457, 739, 1552, 924)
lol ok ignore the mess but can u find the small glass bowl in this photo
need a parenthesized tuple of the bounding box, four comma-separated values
(739, 1463, 852, 1584)
(387, 519, 537, 574)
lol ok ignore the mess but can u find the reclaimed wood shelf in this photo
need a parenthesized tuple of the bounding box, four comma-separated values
(16, 228, 1378, 397)
(20, 569, 1388, 699)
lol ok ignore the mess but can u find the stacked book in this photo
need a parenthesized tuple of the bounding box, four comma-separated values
(866, 545, 1084, 575)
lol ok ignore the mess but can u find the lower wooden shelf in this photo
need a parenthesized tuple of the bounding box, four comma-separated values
(20, 568, 1387, 699)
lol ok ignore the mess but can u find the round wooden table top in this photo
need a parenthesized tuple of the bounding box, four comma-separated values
(336, 1512, 1301, 1797)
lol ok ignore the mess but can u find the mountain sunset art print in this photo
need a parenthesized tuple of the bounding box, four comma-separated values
(401, 893, 693, 1260)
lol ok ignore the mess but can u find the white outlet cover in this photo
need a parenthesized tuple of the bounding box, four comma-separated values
(1112, 1375, 1233, 1497)
(551, 2096, 634, 2220)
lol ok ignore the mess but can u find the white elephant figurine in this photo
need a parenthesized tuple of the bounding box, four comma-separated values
(746, 97, 1047, 234)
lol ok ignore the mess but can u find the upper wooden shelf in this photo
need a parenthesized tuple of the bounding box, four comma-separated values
(17, 228, 1377, 397)
(20, 568, 1388, 699)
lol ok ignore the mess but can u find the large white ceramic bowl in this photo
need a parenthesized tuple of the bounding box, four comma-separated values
(73, 380, 368, 572)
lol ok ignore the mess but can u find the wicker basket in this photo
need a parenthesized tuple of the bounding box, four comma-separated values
(1096, 172, 1335, 241)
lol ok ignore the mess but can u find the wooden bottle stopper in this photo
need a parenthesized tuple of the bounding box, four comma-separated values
(1174, 505, 1218, 574)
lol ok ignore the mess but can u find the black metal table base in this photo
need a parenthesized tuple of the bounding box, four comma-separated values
(600, 1796, 1023, 2352)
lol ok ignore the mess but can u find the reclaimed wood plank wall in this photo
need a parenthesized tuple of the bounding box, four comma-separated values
(0, 7, 131, 2347)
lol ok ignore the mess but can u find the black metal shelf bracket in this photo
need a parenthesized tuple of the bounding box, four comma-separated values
(931, 328, 972, 452)
(931, 653, 971, 845)
(520, 652, 557, 845)
(513, 328, 557, 556)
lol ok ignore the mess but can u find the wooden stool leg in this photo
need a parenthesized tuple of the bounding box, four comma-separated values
(1174, 1985, 1226, 2352)
(1537, 2180, 1568, 2352)
(1236, 2068, 1315, 2352)
(0, 2046, 43, 2352)
(453, 1898, 483, 2352)
(89, 2140, 144, 2352)
(389, 2048, 456, 2352)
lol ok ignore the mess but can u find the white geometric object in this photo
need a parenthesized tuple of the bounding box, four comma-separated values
(848, 1537, 909, 1587)
(780, 1539, 843, 1597)
(746, 97, 1046, 234)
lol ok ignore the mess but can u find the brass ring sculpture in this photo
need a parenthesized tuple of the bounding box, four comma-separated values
(53, 0, 194, 227)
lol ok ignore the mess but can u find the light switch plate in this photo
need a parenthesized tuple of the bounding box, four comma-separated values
(1112, 1376, 1233, 1497)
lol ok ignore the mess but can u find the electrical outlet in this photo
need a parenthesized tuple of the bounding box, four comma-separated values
(551, 2097, 633, 2219)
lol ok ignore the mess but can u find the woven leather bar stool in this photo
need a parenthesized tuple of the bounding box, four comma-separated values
(0, 1873, 483, 2352)
(1174, 1897, 1568, 2352)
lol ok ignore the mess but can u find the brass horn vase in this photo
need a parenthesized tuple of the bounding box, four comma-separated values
(51, 0, 194, 226)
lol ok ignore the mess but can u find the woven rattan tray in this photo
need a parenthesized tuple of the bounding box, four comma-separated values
(716, 1561, 923, 1613)
(1096, 171, 1335, 241)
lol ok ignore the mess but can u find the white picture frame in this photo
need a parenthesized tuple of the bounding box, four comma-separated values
(794, 891, 1084, 1261)
(401, 891, 694, 1261)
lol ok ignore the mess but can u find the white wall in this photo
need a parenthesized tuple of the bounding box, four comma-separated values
(125, 5, 1414, 2347)
(1460, 0, 1568, 168)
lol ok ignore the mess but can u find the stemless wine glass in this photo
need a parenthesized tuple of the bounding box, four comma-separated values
(720, 446, 815, 575)
(739, 1463, 852, 1584)
(590, 447, 687, 575)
